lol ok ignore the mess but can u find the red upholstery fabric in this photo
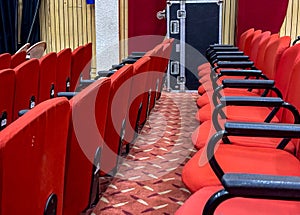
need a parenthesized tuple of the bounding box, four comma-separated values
(126, 57, 151, 144)
(236, 0, 289, 44)
(182, 144, 300, 193)
(0, 69, 15, 127)
(249, 31, 271, 62)
(10, 51, 26, 69)
(63, 78, 111, 215)
(13, 59, 39, 120)
(255, 34, 279, 70)
(195, 103, 279, 123)
(243, 30, 261, 56)
(191, 120, 296, 153)
(82, 42, 92, 79)
(38, 52, 57, 103)
(176, 185, 300, 215)
(56, 48, 72, 93)
(102, 65, 134, 174)
(0, 97, 70, 215)
(70, 45, 85, 91)
(0, 53, 11, 70)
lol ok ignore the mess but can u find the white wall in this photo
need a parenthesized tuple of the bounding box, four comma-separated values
(95, 0, 120, 71)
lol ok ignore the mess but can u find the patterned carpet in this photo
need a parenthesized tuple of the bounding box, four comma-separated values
(93, 92, 199, 215)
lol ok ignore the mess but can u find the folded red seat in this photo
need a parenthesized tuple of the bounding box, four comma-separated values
(0, 69, 15, 130)
(70, 45, 86, 91)
(13, 59, 39, 120)
(56, 48, 72, 93)
(10, 51, 27, 69)
(0, 97, 70, 215)
(38, 52, 57, 103)
(102, 65, 134, 175)
(63, 78, 111, 215)
(0, 53, 11, 70)
(125, 57, 151, 145)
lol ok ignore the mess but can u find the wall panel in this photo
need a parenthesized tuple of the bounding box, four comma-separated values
(40, 0, 96, 76)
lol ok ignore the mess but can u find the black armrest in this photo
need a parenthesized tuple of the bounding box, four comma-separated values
(121, 58, 137, 64)
(222, 79, 275, 89)
(216, 61, 254, 69)
(97, 70, 115, 77)
(127, 55, 142, 60)
(219, 96, 283, 107)
(219, 69, 262, 77)
(215, 51, 244, 56)
(18, 109, 29, 117)
(57, 92, 78, 100)
(216, 55, 249, 61)
(222, 173, 300, 200)
(130, 52, 146, 56)
(111, 64, 124, 70)
(210, 47, 239, 52)
(209, 44, 235, 48)
(225, 121, 300, 138)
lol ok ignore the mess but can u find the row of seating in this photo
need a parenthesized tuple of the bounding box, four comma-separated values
(176, 29, 300, 214)
(0, 39, 173, 214)
(0, 43, 92, 131)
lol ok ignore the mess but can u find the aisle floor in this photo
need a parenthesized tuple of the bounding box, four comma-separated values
(93, 92, 199, 214)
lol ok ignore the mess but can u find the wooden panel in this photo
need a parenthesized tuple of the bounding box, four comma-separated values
(280, 0, 300, 43)
(222, 0, 237, 45)
(40, 0, 96, 76)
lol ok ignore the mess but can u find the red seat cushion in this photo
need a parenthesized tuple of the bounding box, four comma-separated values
(195, 103, 280, 123)
(191, 120, 296, 153)
(0, 97, 70, 215)
(56, 48, 72, 93)
(182, 144, 300, 193)
(175, 185, 300, 215)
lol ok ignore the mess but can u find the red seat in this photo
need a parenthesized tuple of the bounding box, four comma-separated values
(176, 185, 300, 215)
(70, 45, 86, 91)
(13, 59, 39, 120)
(196, 36, 291, 123)
(82, 42, 92, 80)
(10, 51, 27, 69)
(193, 43, 300, 149)
(0, 53, 11, 70)
(125, 57, 151, 144)
(101, 65, 134, 175)
(63, 78, 111, 215)
(38, 52, 57, 103)
(0, 69, 15, 130)
(0, 97, 70, 215)
(182, 60, 300, 193)
(56, 48, 72, 93)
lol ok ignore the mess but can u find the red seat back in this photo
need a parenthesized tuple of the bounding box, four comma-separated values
(63, 78, 111, 215)
(238, 28, 255, 51)
(10, 51, 27, 69)
(38, 52, 57, 103)
(262, 36, 291, 80)
(0, 53, 11, 70)
(243, 29, 261, 56)
(0, 69, 15, 130)
(250, 31, 271, 62)
(102, 65, 134, 174)
(0, 97, 70, 215)
(255, 34, 279, 71)
(56, 48, 72, 93)
(82, 42, 92, 79)
(13, 59, 39, 120)
(70, 45, 86, 91)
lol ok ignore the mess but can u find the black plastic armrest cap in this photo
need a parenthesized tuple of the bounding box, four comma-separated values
(222, 79, 274, 89)
(57, 92, 78, 100)
(222, 173, 300, 199)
